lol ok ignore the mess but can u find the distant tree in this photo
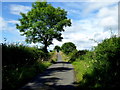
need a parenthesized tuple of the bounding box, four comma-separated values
(16, 1, 71, 53)
(69, 50, 88, 62)
(54, 45, 61, 52)
(77, 50, 88, 56)
(61, 42, 76, 55)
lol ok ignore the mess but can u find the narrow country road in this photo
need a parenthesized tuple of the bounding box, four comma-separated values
(20, 53, 76, 90)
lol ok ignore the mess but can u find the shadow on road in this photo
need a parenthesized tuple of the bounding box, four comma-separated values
(54, 61, 70, 64)
(20, 61, 79, 90)
(47, 67, 73, 72)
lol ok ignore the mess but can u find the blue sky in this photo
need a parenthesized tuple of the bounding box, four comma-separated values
(0, 0, 119, 50)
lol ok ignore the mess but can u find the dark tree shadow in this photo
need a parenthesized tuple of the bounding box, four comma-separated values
(19, 61, 78, 90)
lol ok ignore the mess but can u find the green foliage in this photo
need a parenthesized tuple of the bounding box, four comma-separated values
(71, 36, 120, 88)
(91, 36, 120, 88)
(73, 60, 94, 82)
(69, 50, 88, 62)
(49, 51, 58, 63)
(54, 45, 61, 52)
(16, 1, 71, 53)
(2, 43, 51, 90)
(61, 42, 76, 55)
(2, 61, 51, 90)
(2, 43, 47, 67)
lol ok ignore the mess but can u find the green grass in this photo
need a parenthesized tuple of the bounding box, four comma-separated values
(49, 51, 58, 62)
(3, 61, 51, 90)
(72, 60, 94, 82)
(60, 51, 70, 62)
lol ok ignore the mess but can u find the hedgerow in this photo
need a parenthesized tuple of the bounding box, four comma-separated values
(2, 43, 51, 90)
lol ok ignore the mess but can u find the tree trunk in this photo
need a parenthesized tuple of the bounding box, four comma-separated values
(43, 44, 48, 53)
(43, 40, 48, 53)
(43, 36, 49, 53)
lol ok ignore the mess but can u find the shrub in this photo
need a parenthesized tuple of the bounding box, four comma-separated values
(72, 36, 120, 88)
(92, 36, 120, 88)
(80, 36, 120, 88)
(69, 50, 88, 62)
(2, 43, 51, 90)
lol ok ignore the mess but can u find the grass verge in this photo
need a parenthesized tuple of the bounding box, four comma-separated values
(60, 51, 70, 62)
(72, 60, 94, 83)
(3, 61, 51, 90)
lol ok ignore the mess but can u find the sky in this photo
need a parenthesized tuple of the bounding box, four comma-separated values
(0, 0, 119, 50)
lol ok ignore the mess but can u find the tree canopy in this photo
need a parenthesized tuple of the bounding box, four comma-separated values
(16, 2, 71, 53)
(61, 42, 76, 55)
(54, 45, 61, 52)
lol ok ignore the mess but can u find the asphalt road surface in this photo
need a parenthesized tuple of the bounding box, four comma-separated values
(20, 53, 76, 90)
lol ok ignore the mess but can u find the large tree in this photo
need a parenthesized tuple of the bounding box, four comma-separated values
(16, 2, 71, 53)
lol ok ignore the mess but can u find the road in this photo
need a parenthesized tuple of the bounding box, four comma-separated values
(20, 53, 76, 90)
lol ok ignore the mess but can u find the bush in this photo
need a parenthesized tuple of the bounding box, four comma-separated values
(72, 36, 120, 88)
(2, 43, 39, 67)
(92, 36, 120, 88)
(69, 50, 88, 62)
(2, 43, 51, 90)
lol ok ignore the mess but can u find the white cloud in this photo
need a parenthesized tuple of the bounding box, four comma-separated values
(93, 31, 111, 42)
(97, 7, 117, 18)
(97, 5, 118, 31)
(0, 17, 19, 31)
(63, 1, 117, 19)
(0, 17, 7, 31)
(99, 16, 117, 27)
(7, 20, 20, 24)
(83, 2, 116, 16)
(0, 17, 26, 43)
(10, 4, 31, 15)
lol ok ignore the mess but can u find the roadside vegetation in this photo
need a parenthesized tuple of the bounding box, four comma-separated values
(2, 42, 57, 90)
(61, 36, 120, 88)
(49, 50, 58, 63)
